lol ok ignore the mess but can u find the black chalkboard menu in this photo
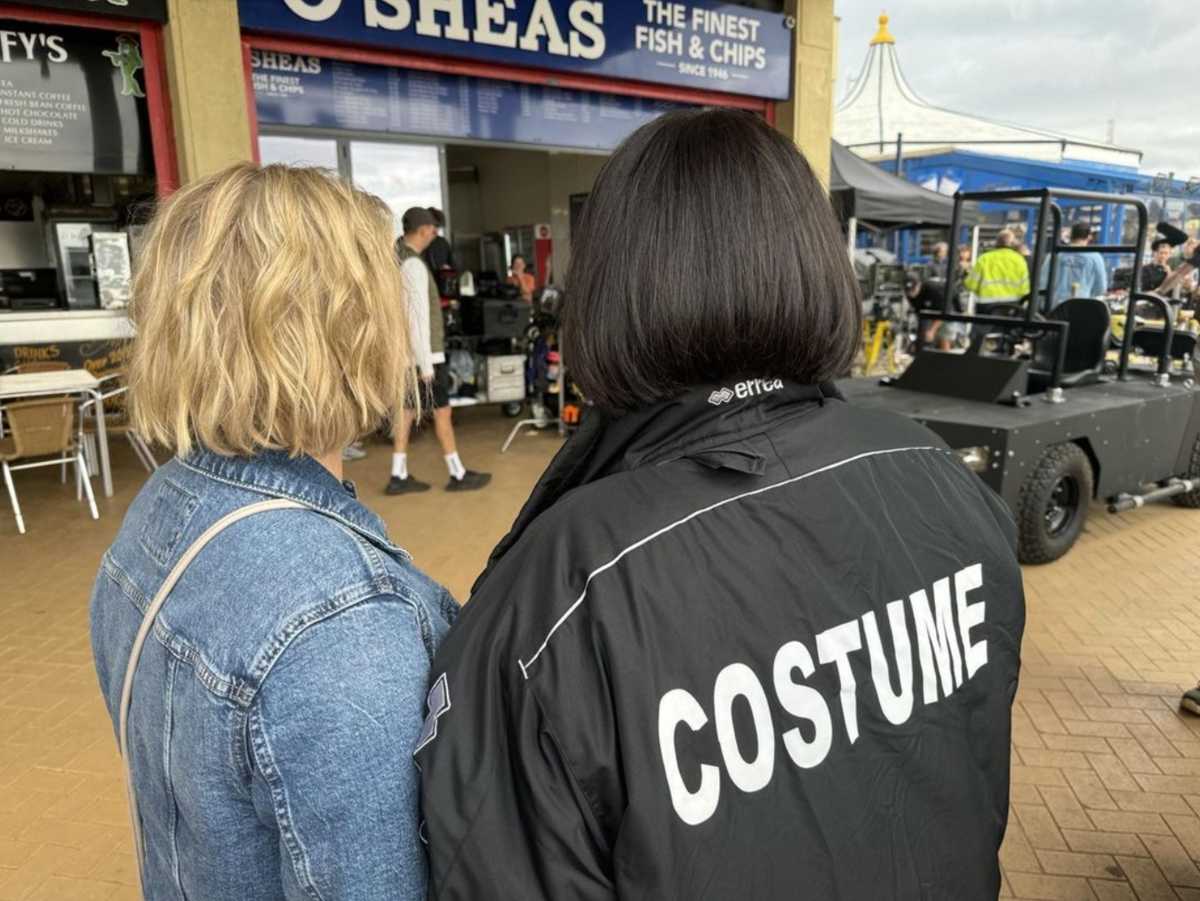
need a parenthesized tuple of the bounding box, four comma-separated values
(0, 19, 152, 174)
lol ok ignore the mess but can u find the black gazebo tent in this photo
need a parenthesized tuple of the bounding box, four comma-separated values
(830, 141, 964, 229)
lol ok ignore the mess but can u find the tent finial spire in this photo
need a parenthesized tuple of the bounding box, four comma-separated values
(870, 13, 894, 46)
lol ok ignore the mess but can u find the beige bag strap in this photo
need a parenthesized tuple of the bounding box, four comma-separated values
(118, 497, 307, 895)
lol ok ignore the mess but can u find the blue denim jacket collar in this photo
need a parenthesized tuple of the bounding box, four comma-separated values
(178, 448, 409, 559)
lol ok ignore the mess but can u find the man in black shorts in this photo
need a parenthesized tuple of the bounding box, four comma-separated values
(387, 207, 490, 494)
(906, 272, 964, 351)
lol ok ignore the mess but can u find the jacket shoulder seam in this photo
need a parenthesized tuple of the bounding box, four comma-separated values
(248, 587, 426, 694)
(101, 555, 257, 705)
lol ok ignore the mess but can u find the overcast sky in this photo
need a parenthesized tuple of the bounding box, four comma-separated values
(834, 1, 1200, 179)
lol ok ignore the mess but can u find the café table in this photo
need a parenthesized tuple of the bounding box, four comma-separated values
(0, 370, 112, 498)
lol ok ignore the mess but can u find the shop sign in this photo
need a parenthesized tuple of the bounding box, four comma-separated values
(253, 51, 691, 150)
(0, 338, 131, 379)
(239, 0, 793, 101)
(0, 19, 151, 174)
(5, 0, 167, 23)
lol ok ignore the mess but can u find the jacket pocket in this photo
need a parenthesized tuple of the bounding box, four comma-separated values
(140, 478, 200, 568)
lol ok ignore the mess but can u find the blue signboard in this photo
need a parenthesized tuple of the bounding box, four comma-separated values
(239, 0, 793, 101)
(252, 49, 692, 150)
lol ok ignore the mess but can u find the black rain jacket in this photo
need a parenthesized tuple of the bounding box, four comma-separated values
(415, 379, 1025, 901)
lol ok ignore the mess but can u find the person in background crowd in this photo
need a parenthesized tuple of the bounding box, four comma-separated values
(1141, 239, 1174, 292)
(388, 207, 490, 495)
(923, 241, 949, 281)
(424, 207, 456, 274)
(964, 227, 1030, 309)
(90, 164, 455, 900)
(1041, 222, 1107, 304)
(348, 208, 455, 465)
(416, 108, 1024, 901)
(957, 243, 973, 277)
(508, 253, 536, 302)
(1014, 226, 1032, 261)
(1159, 236, 1200, 300)
(906, 271, 964, 350)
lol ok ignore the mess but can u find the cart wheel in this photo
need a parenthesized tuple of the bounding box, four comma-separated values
(1171, 431, 1200, 508)
(501, 402, 524, 418)
(1017, 442, 1093, 564)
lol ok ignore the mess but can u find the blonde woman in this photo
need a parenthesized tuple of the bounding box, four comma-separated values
(89, 164, 455, 901)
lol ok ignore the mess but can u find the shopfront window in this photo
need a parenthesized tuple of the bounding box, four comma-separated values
(349, 142, 444, 237)
(258, 136, 340, 171)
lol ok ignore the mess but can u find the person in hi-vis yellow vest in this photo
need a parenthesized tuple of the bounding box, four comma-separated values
(964, 228, 1031, 309)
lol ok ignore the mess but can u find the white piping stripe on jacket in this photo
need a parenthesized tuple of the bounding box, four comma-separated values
(517, 445, 946, 679)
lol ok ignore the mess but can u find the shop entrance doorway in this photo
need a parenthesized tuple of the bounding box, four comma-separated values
(258, 131, 606, 291)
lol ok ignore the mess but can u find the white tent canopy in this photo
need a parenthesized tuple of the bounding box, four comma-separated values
(834, 15, 1142, 171)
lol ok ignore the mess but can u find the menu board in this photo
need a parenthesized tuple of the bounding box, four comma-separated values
(252, 50, 689, 151)
(0, 20, 151, 174)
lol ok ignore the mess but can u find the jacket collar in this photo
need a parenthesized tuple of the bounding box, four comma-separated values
(179, 448, 407, 558)
(472, 379, 837, 593)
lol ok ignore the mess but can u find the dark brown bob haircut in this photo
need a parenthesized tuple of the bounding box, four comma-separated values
(561, 107, 861, 418)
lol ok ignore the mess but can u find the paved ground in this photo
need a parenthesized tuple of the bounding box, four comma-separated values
(0, 408, 1198, 900)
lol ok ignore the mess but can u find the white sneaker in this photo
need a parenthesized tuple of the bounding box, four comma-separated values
(342, 443, 367, 462)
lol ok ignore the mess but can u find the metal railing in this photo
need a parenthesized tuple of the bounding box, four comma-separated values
(940, 188, 1172, 383)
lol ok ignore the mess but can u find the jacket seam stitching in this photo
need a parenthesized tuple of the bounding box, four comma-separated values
(104, 549, 420, 708)
(174, 458, 410, 559)
(763, 430, 793, 479)
(519, 445, 954, 673)
(431, 746, 503, 896)
(524, 680, 616, 844)
(102, 558, 257, 705)
(161, 655, 185, 896)
(247, 585, 420, 690)
(248, 704, 325, 901)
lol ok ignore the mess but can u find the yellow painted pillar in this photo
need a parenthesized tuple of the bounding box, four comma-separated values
(162, 0, 253, 185)
(775, 0, 835, 186)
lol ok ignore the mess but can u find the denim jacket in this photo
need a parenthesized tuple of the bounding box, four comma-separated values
(90, 449, 457, 901)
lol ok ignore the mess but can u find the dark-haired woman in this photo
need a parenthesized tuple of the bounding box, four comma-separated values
(416, 109, 1025, 901)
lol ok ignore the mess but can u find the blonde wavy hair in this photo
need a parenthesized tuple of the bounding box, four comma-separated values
(128, 163, 415, 458)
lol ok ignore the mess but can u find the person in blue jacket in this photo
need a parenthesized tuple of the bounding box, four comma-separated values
(1042, 221, 1108, 303)
(90, 163, 455, 901)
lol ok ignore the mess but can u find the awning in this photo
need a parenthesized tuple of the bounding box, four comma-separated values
(830, 141, 972, 229)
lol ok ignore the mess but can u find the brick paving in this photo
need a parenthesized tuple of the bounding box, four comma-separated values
(1001, 507, 1200, 901)
(1, 416, 1198, 900)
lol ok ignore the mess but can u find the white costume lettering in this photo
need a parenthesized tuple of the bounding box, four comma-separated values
(658, 564, 992, 824)
(658, 689, 720, 826)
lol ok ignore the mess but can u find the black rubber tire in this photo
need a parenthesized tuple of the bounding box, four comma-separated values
(1171, 431, 1200, 508)
(1017, 442, 1094, 565)
(500, 402, 524, 418)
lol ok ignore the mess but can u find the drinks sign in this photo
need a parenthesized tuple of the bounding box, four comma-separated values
(239, 0, 793, 101)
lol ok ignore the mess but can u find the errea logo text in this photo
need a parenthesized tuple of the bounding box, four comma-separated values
(708, 378, 784, 405)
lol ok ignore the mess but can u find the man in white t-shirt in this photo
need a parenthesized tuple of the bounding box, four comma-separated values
(386, 207, 490, 495)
